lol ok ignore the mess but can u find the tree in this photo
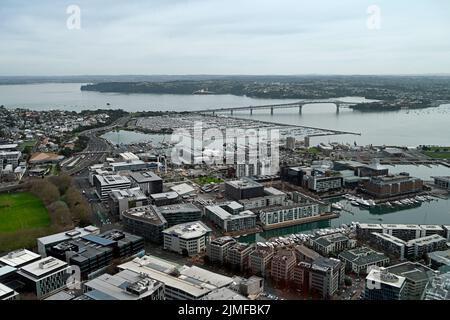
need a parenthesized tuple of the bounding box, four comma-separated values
(29, 180, 60, 205)
(48, 201, 73, 228)
(48, 174, 72, 194)
(344, 277, 352, 287)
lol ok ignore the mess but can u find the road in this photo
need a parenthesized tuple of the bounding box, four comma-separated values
(63, 116, 130, 175)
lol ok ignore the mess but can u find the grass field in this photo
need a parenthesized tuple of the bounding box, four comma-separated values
(0, 192, 50, 232)
(422, 146, 450, 159)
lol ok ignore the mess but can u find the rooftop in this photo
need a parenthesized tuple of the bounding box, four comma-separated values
(84, 269, 163, 300)
(19, 257, 68, 278)
(163, 221, 211, 240)
(122, 205, 167, 226)
(170, 183, 195, 195)
(157, 203, 201, 215)
(201, 287, 247, 300)
(37, 226, 99, 246)
(94, 174, 131, 186)
(339, 247, 388, 267)
(226, 179, 263, 189)
(0, 249, 41, 268)
(119, 255, 232, 298)
(110, 187, 147, 201)
(129, 171, 162, 183)
(387, 262, 436, 282)
(366, 267, 406, 288)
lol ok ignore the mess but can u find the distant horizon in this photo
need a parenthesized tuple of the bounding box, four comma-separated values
(1, 73, 450, 78)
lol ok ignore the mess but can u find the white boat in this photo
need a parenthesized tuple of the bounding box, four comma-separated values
(351, 201, 360, 206)
(332, 203, 343, 211)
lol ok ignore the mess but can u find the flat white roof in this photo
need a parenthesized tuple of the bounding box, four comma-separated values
(366, 267, 406, 288)
(19, 257, 67, 278)
(170, 183, 195, 195)
(118, 256, 212, 298)
(163, 221, 211, 240)
(0, 283, 16, 299)
(0, 249, 40, 268)
(95, 174, 131, 186)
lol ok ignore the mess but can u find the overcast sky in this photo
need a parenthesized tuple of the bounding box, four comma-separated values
(0, 0, 449, 76)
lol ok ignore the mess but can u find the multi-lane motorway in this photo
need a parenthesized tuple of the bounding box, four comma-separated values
(63, 116, 130, 175)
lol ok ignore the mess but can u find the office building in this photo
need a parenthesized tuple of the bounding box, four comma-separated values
(356, 223, 445, 242)
(119, 255, 233, 300)
(205, 204, 257, 233)
(338, 247, 389, 275)
(270, 250, 296, 283)
(206, 236, 237, 264)
(229, 275, 264, 298)
(295, 245, 321, 263)
(17, 257, 69, 299)
(150, 191, 180, 206)
(259, 202, 320, 228)
(108, 187, 148, 217)
(357, 159, 389, 177)
(249, 246, 274, 277)
(364, 267, 406, 300)
(110, 160, 149, 172)
(47, 238, 113, 279)
(285, 136, 296, 150)
(129, 171, 163, 195)
(433, 176, 450, 190)
(0, 249, 41, 268)
(157, 203, 202, 227)
(0, 150, 21, 168)
(201, 287, 248, 300)
(163, 221, 211, 256)
(428, 249, 450, 272)
(83, 269, 165, 300)
(362, 174, 423, 198)
(36, 226, 100, 257)
(423, 272, 450, 300)
(227, 243, 254, 271)
(387, 262, 437, 300)
(122, 205, 168, 244)
(306, 174, 343, 193)
(294, 257, 345, 298)
(310, 233, 352, 256)
(93, 174, 131, 201)
(225, 179, 264, 201)
(0, 283, 19, 300)
(238, 187, 286, 210)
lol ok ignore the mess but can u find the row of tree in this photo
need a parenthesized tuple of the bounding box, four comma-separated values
(27, 174, 92, 229)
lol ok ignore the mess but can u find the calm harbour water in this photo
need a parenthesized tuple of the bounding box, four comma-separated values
(2, 83, 450, 241)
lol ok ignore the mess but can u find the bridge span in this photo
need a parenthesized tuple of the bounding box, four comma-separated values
(190, 99, 356, 115)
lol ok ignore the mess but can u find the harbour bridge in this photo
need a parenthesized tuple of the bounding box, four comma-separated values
(190, 99, 357, 115)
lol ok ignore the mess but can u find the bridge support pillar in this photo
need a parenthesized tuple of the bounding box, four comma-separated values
(212, 111, 215, 116)
(270, 107, 274, 115)
(336, 104, 340, 114)
(250, 108, 253, 115)
(231, 109, 233, 115)
(298, 105, 303, 114)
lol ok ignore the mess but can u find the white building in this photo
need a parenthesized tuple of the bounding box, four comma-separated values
(93, 174, 132, 201)
(83, 269, 165, 300)
(0, 283, 19, 300)
(17, 257, 70, 299)
(119, 255, 233, 300)
(163, 221, 211, 256)
(0, 249, 41, 268)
